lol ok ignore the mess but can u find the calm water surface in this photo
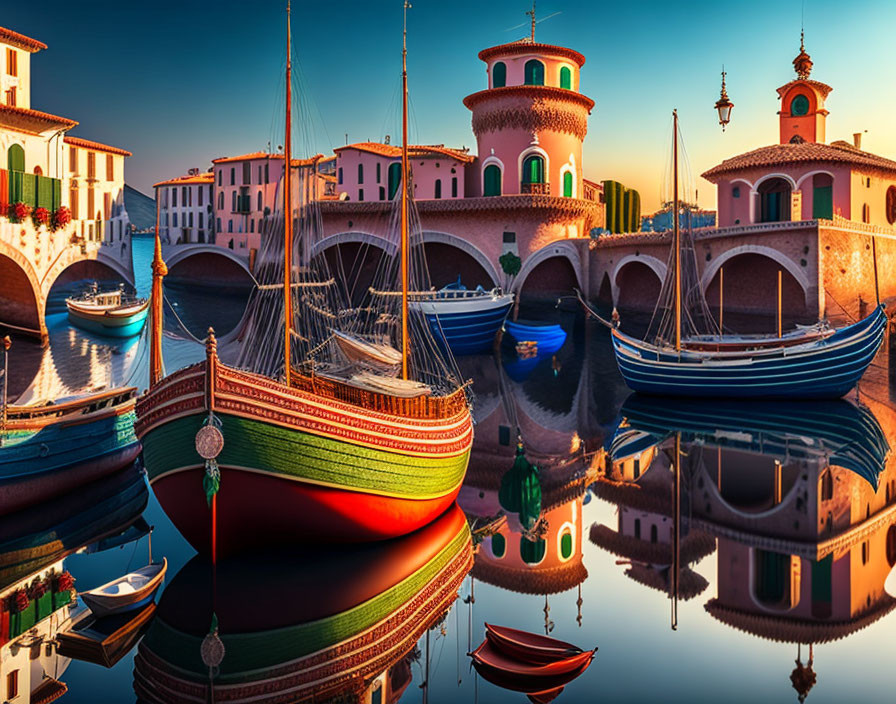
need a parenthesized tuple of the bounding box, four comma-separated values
(5, 237, 896, 703)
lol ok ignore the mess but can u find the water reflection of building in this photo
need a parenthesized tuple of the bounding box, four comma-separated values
(592, 395, 896, 699)
(134, 505, 472, 704)
(0, 466, 148, 703)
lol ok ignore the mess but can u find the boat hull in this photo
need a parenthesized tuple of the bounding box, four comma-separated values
(67, 304, 148, 338)
(1, 409, 141, 514)
(417, 296, 513, 355)
(504, 320, 568, 357)
(611, 304, 887, 399)
(137, 363, 473, 555)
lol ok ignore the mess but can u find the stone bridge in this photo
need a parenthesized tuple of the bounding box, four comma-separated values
(0, 220, 134, 341)
(161, 242, 255, 289)
(587, 216, 888, 326)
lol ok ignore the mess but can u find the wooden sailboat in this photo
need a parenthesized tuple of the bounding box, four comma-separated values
(135, 2, 473, 555)
(582, 110, 886, 399)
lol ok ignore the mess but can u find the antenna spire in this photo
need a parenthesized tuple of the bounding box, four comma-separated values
(526, 0, 536, 42)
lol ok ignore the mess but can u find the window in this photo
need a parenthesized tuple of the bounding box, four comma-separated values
(4, 87, 15, 106)
(862, 203, 871, 223)
(491, 533, 506, 558)
(106, 154, 114, 181)
(758, 178, 791, 222)
(376, 162, 381, 183)
(70, 187, 79, 219)
(358, 188, 364, 201)
(87, 152, 96, 179)
(503, 231, 516, 243)
(172, 212, 178, 227)
(7, 670, 18, 699)
(434, 179, 442, 199)
(388, 162, 401, 199)
(650, 524, 658, 543)
(520, 537, 546, 564)
(886, 186, 896, 225)
(452, 177, 458, 197)
(524, 59, 545, 85)
(182, 186, 187, 205)
(189, 211, 193, 227)
(228, 220, 233, 232)
(379, 186, 385, 200)
(242, 162, 251, 184)
(358, 163, 364, 184)
(6, 48, 17, 77)
(258, 165, 262, 183)
(172, 188, 178, 208)
(198, 186, 203, 206)
(732, 186, 740, 198)
(812, 174, 833, 219)
(232, 191, 236, 211)
(217, 217, 221, 231)
(87, 187, 95, 218)
(7, 143, 24, 172)
(265, 163, 269, 183)
(563, 171, 573, 197)
(483, 164, 501, 196)
(69, 146, 78, 172)
(492, 61, 506, 87)
(218, 192, 224, 209)
(250, 218, 254, 232)
(199, 212, 204, 228)
(257, 191, 263, 211)
(230, 167, 235, 185)
(217, 170, 222, 186)
(560, 66, 572, 90)
(498, 425, 511, 445)
(634, 519, 641, 539)
(790, 94, 810, 116)
(104, 192, 111, 220)
(522, 155, 545, 184)
(633, 457, 641, 479)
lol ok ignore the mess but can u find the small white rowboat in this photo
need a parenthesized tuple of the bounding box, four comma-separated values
(80, 558, 167, 618)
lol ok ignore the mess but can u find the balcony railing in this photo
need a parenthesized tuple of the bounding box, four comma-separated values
(521, 182, 549, 195)
(3, 169, 62, 210)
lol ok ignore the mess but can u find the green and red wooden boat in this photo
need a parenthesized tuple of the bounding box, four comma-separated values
(135, 4, 472, 555)
(133, 504, 473, 703)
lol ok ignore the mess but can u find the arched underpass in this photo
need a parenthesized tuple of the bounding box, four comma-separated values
(423, 242, 495, 290)
(0, 254, 41, 336)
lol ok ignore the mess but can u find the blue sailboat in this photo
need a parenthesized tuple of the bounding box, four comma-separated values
(413, 278, 513, 355)
(589, 110, 885, 400)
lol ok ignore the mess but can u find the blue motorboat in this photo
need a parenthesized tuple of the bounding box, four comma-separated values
(503, 319, 567, 357)
(66, 285, 149, 338)
(413, 278, 513, 355)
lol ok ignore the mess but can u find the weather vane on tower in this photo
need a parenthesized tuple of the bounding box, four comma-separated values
(526, 1, 536, 42)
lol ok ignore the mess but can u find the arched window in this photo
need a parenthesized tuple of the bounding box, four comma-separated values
(7, 143, 24, 172)
(483, 164, 501, 196)
(812, 173, 833, 219)
(563, 171, 573, 197)
(560, 531, 573, 560)
(491, 533, 506, 558)
(434, 179, 442, 199)
(522, 155, 545, 185)
(560, 66, 572, 90)
(33, 165, 42, 176)
(388, 162, 401, 199)
(358, 163, 364, 184)
(493, 61, 506, 88)
(520, 537, 546, 564)
(790, 94, 810, 116)
(758, 178, 792, 222)
(524, 59, 544, 86)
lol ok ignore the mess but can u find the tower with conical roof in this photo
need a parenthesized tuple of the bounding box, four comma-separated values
(777, 33, 831, 145)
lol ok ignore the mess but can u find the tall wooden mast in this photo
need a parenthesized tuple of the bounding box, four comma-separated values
(149, 197, 167, 387)
(283, 1, 293, 385)
(673, 109, 681, 352)
(400, 0, 410, 380)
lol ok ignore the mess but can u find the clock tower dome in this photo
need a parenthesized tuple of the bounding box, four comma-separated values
(777, 33, 831, 145)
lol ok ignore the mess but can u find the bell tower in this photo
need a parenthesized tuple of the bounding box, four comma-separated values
(777, 33, 831, 145)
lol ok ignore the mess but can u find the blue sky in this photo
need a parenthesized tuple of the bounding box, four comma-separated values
(7, 0, 896, 211)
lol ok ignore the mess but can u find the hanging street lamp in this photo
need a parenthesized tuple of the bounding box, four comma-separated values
(715, 68, 733, 131)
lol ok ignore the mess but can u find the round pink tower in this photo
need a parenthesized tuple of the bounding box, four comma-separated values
(463, 41, 594, 199)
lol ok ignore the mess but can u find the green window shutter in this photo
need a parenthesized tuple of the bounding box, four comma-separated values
(53, 178, 61, 210)
(7, 144, 24, 172)
(563, 171, 573, 197)
(524, 60, 544, 86)
(9, 170, 22, 203)
(493, 61, 506, 88)
(491, 533, 506, 558)
(813, 185, 833, 219)
(560, 531, 573, 559)
(520, 537, 546, 564)
(22, 173, 36, 207)
(484, 165, 501, 196)
(388, 162, 401, 199)
(523, 156, 544, 184)
(560, 66, 572, 90)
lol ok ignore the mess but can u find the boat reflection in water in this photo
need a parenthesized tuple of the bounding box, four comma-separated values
(134, 504, 473, 703)
(592, 393, 896, 698)
(0, 464, 150, 702)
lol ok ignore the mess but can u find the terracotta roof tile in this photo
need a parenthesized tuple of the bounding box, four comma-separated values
(0, 26, 47, 52)
(64, 136, 131, 157)
(0, 103, 77, 133)
(478, 41, 586, 67)
(211, 151, 323, 166)
(776, 78, 833, 99)
(153, 173, 214, 188)
(702, 141, 896, 180)
(334, 142, 474, 163)
(463, 85, 595, 112)
(471, 558, 588, 595)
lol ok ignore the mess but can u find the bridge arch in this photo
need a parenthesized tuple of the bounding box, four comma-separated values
(164, 245, 255, 289)
(0, 247, 43, 336)
(313, 231, 392, 307)
(611, 254, 667, 309)
(514, 241, 583, 298)
(421, 231, 500, 289)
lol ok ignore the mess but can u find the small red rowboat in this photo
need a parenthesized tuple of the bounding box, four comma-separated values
(471, 638, 595, 691)
(485, 623, 590, 664)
